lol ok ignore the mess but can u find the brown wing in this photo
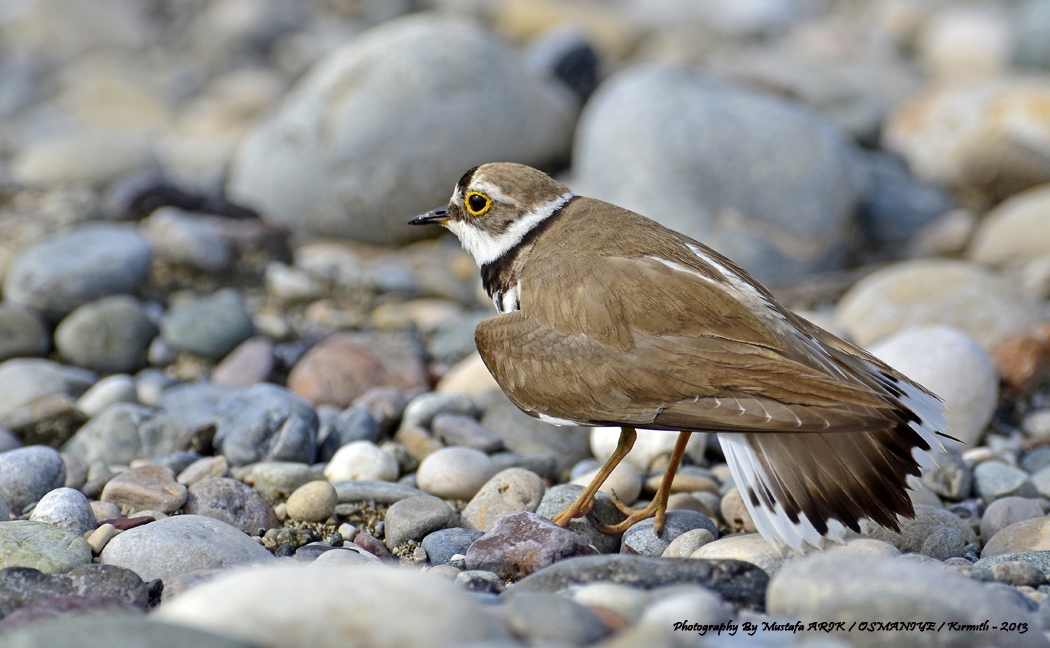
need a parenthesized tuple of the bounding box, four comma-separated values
(474, 253, 901, 433)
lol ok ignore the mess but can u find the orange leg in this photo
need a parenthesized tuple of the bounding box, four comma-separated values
(595, 431, 692, 536)
(551, 427, 637, 527)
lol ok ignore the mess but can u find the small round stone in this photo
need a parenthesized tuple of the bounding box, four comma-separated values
(920, 526, 966, 560)
(285, 481, 337, 523)
(981, 496, 1045, 542)
(160, 289, 255, 359)
(54, 295, 156, 373)
(383, 495, 455, 549)
(416, 447, 498, 500)
(0, 445, 67, 512)
(719, 488, 756, 534)
(29, 487, 97, 537)
(505, 591, 608, 646)
(661, 528, 715, 558)
(974, 461, 1037, 502)
(75, 374, 138, 418)
(323, 441, 398, 482)
(183, 477, 280, 534)
(639, 586, 731, 630)
(100, 465, 188, 514)
(461, 468, 545, 532)
(421, 528, 484, 566)
(621, 511, 719, 557)
(571, 461, 641, 506)
(401, 392, 477, 431)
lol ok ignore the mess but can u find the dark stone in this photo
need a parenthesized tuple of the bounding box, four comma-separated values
(317, 407, 380, 462)
(455, 570, 505, 594)
(103, 517, 155, 531)
(183, 477, 280, 534)
(421, 528, 485, 565)
(510, 555, 768, 611)
(465, 511, 598, 581)
(294, 543, 340, 562)
(213, 384, 318, 466)
(150, 451, 203, 476)
(0, 564, 148, 617)
(0, 596, 141, 633)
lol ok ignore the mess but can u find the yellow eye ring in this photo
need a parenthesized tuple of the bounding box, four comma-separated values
(464, 191, 492, 216)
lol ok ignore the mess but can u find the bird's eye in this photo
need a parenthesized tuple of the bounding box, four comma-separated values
(465, 191, 492, 216)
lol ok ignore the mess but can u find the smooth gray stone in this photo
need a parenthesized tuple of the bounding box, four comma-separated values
(318, 406, 379, 462)
(974, 461, 1037, 502)
(857, 149, 954, 247)
(432, 413, 504, 453)
(574, 65, 862, 283)
(505, 590, 608, 646)
(332, 479, 426, 504)
(0, 359, 96, 421)
(213, 384, 318, 466)
(536, 484, 625, 554)
(0, 521, 92, 573)
(401, 392, 476, 431)
(62, 403, 185, 467)
(99, 515, 274, 582)
(160, 289, 255, 359)
(620, 510, 719, 557)
(183, 477, 280, 535)
(155, 381, 234, 429)
(29, 487, 97, 537)
(383, 495, 454, 549)
(421, 527, 484, 566)
(0, 445, 66, 511)
(3, 223, 152, 319)
(54, 296, 156, 373)
(0, 613, 257, 648)
(0, 303, 49, 361)
(510, 554, 768, 611)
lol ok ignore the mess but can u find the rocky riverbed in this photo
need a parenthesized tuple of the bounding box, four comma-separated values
(1, 1, 1050, 647)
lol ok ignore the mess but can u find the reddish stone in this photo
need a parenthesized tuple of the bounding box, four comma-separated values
(102, 516, 156, 531)
(287, 333, 428, 407)
(992, 322, 1050, 393)
(354, 531, 392, 560)
(465, 511, 598, 581)
(212, 336, 275, 387)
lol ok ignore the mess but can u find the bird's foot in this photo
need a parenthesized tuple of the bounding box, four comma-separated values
(550, 495, 595, 527)
(593, 499, 667, 535)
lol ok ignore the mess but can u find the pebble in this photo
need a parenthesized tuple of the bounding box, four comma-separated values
(248, 462, 316, 503)
(0, 563, 148, 616)
(141, 207, 232, 271)
(461, 467, 546, 532)
(308, 546, 379, 567)
(835, 259, 1043, 349)
(974, 461, 1038, 502)
(574, 65, 861, 283)
(0, 429, 22, 453)
(28, 487, 97, 537)
(478, 392, 592, 473)
(0, 521, 92, 573)
(868, 325, 998, 448)
(504, 591, 609, 646)
(435, 352, 501, 397)
(465, 511, 598, 580)
(160, 289, 255, 359)
(392, 426, 443, 463)
(352, 387, 408, 435)
(331, 479, 426, 505)
(285, 480, 337, 523)
(975, 552, 1050, 578)
(922, 450, 972, 501)
(969, 184, 1050, 267)
(455, 569, 505, 594)
(62, 403, 183, 467)
(768, 553, 1040, 644)
(620, 510, 718, 557)
(992, 325, 1050, 394)
(213, 384, 319, 466)
(0, 445, 66, 512)
(184, 478, 280, 534)
(866, 504, 978, 552)
(590, 427, 706, 471)
(421, 528, 485, 566)
(154, 563, 510, 647)
(100, 465, 188, 514)
(982, 517, 1050, 557)
(991, 561, 1048, 588)
(87, 524, 116, 554)
(416, 447, 497, 500)
(210, 336, 275, 388)
(661, 528, 716, 558)
(571, 460, 642, 506)
(692, 533, 793, 577)
(401, 392, 477, 431)
(177, 456, 230, 486)
(90, 501, 120, 524)
(536, 484, 627, 554)
(317, 407, 380, 462)
(570, 582, 649, 624)
(286, 333, 428, 407)
(981, 497, 1045, 543)
(2, 224, 152, 319)
(227, 15, 573, 246)
(920, 526, 966, 560)
(75, 374, 138, 417)
(431, 413, 503, 453)
(720, 488, 757, 534)
(639, 586, 731, 631)
(1, 614, 254, 648)
(0, 359, 95, 420)
(100, 515, 275, 582)
(54, 295, 156, 373)
(513, 554, 768, 611)
(323, 440, 399, 482)
(1022, 447, 1050, 474)
(0, 303, 49, 361)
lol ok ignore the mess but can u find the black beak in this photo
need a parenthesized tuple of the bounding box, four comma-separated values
(408, 206, 450, 226)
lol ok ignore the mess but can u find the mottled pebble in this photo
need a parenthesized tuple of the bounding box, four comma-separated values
(384, 495, 455, 549)
(75, 374, 138, 417)
(466, 511, 598, 581)
(142, 207, 232, 271)
(974, 461, 1037, 502)
(505, 590, 608, 646)
(0, 521, 92, 573)
(3, 224, 152, 319)
(975, 551, 1050, 578)
(431, 413, 503, 453)
(285, 480, 337, 523)
(177, 456, 231, 486)
(154, 563, 510, 646)
(620, 510, 718, 557)
(211, 336, 274, 387)
(54, 296, 156, 373)
(421, 528, 484, 566)
(352, 387, 408, 435)
(461, 468, 545, 532)
(0, 445, 66, 512)
(90, 501, 120, 524)
(184, 478, 280, 534)
(100, 464, 188, 514)
(62, 403, 183, 467)
(0, 359, 95, 421)
(213, 384, 318, 466)
(920, 526, 966, 560)
(29, 487, 96, 537)
(160, 289, 255, 359)
(981, 497, 1045, 543)
(512, 554, 768, 610)
(720, 488, 757, 533)
(416, 447, 497, 500)
(323, 440, 398, 482)
(100, 515, 274, 581)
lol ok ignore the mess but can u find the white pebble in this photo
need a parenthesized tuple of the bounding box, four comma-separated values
(323, 441, 399, 482)
(415, 447, 497, 500)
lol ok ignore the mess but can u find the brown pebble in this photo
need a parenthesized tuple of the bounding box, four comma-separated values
(394, 426, 444, 462)
(585, 604, 630, 633)
(102, 516, 156, 531)
(992, 322, 1050, 394)
(354, 531, 392, 560)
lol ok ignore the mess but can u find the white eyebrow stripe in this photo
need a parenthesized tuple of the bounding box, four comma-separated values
(469, 179, 522, 207)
